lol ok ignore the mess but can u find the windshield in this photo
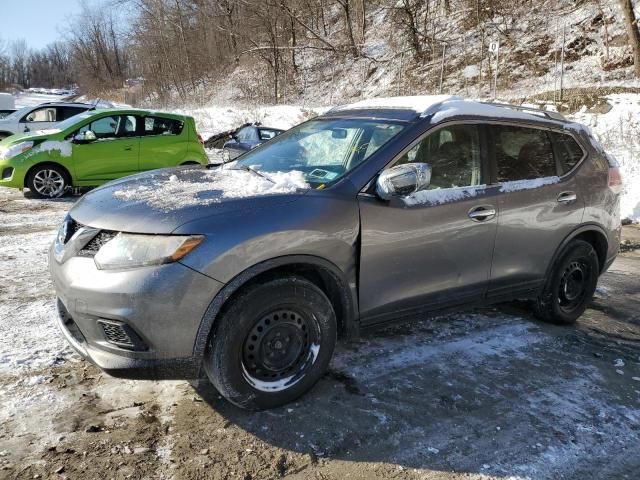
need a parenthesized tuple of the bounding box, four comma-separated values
(55, 111, 96, 132)
(2, 106, 31, 121)
(233, 118, 406, 187)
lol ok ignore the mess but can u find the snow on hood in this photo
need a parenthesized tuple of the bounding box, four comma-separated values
(112, 167, 309, 212)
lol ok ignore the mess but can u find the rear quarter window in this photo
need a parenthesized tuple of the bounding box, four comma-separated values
(549, 132, 584, 174)
(144, 116, 184, 136)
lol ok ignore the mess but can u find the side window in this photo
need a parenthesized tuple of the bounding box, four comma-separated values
(549, 131, 584, 174)
(258, 128, 280, 141)
(143, 116, 184, 136)
(24, 107, 57, 123)
(493, 125, 556, 182)
(58, 107, 87, 121)
(395, 124, 482, 189)
(78, 115, 137, 139)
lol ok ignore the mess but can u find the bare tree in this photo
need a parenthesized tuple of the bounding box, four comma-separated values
(618, 0, 640, 77)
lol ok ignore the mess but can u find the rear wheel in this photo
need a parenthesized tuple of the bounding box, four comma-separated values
(26, 164, 69, 198)
(534, 240, 599, 325)
(204, 276, 337, 410)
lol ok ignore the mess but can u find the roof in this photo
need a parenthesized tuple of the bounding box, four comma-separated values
(330, 95, 460, 115)
(327, 95, 567, 125)
(78, 108, 189, 120)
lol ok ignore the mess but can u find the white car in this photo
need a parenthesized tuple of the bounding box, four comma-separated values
(0, 102, 95, 139)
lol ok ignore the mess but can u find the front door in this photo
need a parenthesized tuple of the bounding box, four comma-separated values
(358, 123, 498, 325)
(73, 114, 140, 183)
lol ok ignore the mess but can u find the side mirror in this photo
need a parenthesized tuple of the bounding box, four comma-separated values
(376, 163, 432, 200)
(73, 130, 97, 143)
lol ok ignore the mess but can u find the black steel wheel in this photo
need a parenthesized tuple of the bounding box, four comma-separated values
(535, 239, 599, 325)
(204, 276, 336, 409)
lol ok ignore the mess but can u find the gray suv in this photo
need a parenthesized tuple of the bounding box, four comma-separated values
(49, 96, 622, 410)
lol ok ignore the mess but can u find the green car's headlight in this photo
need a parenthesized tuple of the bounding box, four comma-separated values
(94, 233, 203, 270)
(0, 141, 34, 160)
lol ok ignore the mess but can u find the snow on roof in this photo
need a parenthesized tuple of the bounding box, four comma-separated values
(429, 99, 566, 124)
(331, 96, 567, 123)
(331, 95, 462, 114)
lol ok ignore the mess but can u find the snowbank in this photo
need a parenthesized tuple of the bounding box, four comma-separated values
(569, 94, 640, 222)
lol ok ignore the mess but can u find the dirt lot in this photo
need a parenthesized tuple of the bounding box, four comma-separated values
(0, 188, 639, 480)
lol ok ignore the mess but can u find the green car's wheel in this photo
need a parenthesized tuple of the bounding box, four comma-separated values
(27, 164, 69, 199)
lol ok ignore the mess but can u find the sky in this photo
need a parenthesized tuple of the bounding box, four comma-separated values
(1, 0, 92, 50)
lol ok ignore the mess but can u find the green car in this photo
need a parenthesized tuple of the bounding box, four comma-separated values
(0, 108, 208, 198)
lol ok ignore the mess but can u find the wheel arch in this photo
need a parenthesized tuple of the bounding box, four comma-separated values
(192, 255, 359, 363)
(547, 224, 609, 276)
(24, 161, 73, 188)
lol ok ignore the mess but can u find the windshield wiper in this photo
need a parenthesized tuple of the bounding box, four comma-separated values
(234, 164, 274, 183)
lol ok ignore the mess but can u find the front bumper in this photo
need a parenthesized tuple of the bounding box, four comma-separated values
(49, 245, 224, 379)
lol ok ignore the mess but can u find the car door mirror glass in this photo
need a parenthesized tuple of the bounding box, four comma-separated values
(376, 163, 432, 200)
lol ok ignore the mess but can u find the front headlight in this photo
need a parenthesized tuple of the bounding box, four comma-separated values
(0, 141, 34, 160)
(94, 233, 203, 270)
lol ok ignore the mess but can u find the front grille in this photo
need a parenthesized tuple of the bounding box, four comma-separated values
(98, 319, 147, 351)
(78, 231, 117, 257)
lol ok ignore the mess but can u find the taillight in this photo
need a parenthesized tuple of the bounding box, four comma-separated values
(608, 166, 623, 194)
(197, 133, 204, 145)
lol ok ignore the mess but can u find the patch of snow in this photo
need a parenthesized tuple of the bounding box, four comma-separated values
(332, 95, 460, 114)
(112, 169, 309, 211)
(499, 176, 560, 193)
(35, 140, 72, 157)
(430, 100, 563, 124)
(403, 185, 483, 206)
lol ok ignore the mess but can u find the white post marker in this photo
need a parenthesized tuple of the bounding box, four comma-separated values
(489, 40, 500, 99)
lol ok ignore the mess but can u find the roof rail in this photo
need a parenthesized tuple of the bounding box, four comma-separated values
(481, 102, 566, 121)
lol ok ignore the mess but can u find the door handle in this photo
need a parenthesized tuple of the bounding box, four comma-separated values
(468, 205, 496, 222)
(557, 191, 577, 203)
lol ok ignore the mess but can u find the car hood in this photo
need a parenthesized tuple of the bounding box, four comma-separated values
(69, 166, 311, 234)
(0, 130, 61, 145)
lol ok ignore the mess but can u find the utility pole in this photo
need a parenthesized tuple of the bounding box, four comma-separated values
(559, 23, 566, 103)
(439, 43, 447, 94)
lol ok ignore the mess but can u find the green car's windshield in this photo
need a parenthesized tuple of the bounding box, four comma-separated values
(55, 111, 96, 132)
(233, 118, 406, 187)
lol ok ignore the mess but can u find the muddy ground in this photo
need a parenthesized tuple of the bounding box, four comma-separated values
(0, 188, 639, 480)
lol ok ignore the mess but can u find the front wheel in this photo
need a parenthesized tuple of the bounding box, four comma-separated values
(534, 239, 599, 325)
(26, 164, 69, 198)
(204, 276, 337, 410)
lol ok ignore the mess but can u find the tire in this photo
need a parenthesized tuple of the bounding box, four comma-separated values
(204, 276, 337, 410)
(534, 240, 599, 325)
(26, 164, 70, 199)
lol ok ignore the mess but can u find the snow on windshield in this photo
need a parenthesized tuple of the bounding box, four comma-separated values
(112, 168, 309, 211)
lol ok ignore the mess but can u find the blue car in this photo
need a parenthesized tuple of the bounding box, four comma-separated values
(223, 123, 284, 159)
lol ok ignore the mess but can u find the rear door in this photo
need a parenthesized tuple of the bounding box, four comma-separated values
(138, 115, 188, 171)
(72, 114, 140, 182)
(358, 123, 498, 324)
(487, 123, 586, 298)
